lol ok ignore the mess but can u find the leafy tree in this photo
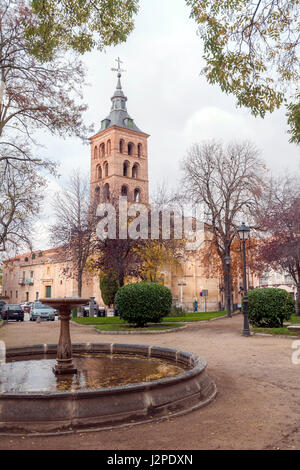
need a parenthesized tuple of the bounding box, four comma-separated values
(181, 139, 266, 316)
(186, 0, 300, 143)
(136, 239, 183, 283)
(99, 272, 119, 306)
(254, 174, 300, 315)
(199, 236, 262, 307)
(25, 0, 139, 61)
(93, 232, 144, 288)
(92, 187, 186, 288)
(89, 196, 143, 288)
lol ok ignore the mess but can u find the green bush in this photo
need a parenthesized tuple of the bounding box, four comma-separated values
(247, 288, 295, 328)
(115, 281, 172, 327)
(99, 273, 119, 307)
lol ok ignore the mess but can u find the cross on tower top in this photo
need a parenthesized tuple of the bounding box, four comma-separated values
(111, 57, 126, 77)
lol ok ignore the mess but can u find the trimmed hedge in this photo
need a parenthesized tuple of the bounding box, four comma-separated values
(248, 288, 295, 328)
(100, 273, 119, 307)
(115, 282, 172, 327)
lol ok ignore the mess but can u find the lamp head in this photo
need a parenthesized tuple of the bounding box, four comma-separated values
(237, 222, 250, 241)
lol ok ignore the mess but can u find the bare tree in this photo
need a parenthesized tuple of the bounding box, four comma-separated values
(50, 170, 98, 297)
(0, 1, 92, 171)
(0, 160, 44, 252)
(181, 140, 266, 315)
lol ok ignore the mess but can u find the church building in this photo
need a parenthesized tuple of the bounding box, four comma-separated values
(2, 62, 225, 312)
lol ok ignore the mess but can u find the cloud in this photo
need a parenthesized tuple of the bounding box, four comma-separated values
(183, 107, 254, 144)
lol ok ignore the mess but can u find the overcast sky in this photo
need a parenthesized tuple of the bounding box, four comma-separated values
(32, 0, 300, 250)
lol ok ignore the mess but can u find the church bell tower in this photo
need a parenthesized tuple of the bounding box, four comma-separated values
(90, 58, 150, 205)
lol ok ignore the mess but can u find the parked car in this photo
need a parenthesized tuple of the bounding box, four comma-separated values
(30, 302, 55, 321)
(1, 304, 24, 321)
(80, 304, 90, 317)
(20, 301, 33, 312)
(98, 306, 107, 317)
(80, 303, 106, 317)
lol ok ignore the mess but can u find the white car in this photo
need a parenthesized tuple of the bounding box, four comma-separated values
(30, 302, 55, 321)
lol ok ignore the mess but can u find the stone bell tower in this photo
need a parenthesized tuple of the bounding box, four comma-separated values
(90, 58, 150, 205)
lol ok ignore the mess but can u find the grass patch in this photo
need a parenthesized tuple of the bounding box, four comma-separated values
(165, 311, 227, 322)
(252, 327, 296, 336)
(72, 316, 123, 325)
(251, 315, 300, 336)
(73, 311, 227, 326)
(94, 322, 184, 332)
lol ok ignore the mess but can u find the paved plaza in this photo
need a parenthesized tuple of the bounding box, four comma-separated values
(0, 315, 300, 450)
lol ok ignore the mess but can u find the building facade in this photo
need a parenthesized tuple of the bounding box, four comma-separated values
(2, 248, 102, 304)
(258, 270, 297, 298)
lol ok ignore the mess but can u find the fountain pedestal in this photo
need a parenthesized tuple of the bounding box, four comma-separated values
(39, 297, 89, 375)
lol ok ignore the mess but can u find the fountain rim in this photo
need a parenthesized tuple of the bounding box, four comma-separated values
(1, 343, 207, 399)
(38, 297, 90, 309)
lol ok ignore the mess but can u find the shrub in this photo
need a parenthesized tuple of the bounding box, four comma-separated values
(99, 273, 119, 307)
(115, 281, 172, 327)
(247, 288, 295, 328)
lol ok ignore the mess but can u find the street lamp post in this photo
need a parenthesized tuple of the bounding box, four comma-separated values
(224, 255, 231, 318)
(237, 222, 251, 337)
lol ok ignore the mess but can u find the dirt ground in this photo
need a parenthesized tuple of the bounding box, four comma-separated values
(0, 314, 300, 450)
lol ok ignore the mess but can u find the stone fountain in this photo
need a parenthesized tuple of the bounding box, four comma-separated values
(0, 297, 217, 434)
(39, 297, 89, 375)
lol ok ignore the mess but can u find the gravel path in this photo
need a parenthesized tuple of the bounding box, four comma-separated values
(0, 315, 300, 450)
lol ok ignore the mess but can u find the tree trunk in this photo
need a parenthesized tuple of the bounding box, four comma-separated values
(77, 271, 82, 297)
(222, 262, 232, 317)
(119, 272, 125, 288)
(296, 283, 300, 316)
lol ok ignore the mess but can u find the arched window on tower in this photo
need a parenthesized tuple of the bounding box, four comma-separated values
(128, 142, 134, 156)
(94, 186, 100, 204)
(120, 139, 124, 154)
(123, 160, 130, 177)
(121, 185, 128, 197)
(97, 165, 102, 180)
(132, 163, 139, 179)
(100, 143, 105, 157)
(104, 183, 110, 201)
(134, 188, 141, 203)
(107, 140, 111, 154)
(94, 146, 98, 159)
(103, 162, 108, 177)
(138, 143, 142, 158)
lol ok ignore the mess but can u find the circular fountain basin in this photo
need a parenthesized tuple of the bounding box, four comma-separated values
(0, 343, 217, 434)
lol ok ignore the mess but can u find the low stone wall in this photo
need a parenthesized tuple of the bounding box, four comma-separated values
(0, 343, 217, 435)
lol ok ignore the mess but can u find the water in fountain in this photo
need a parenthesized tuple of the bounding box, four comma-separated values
(0, 353, 187, 393)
